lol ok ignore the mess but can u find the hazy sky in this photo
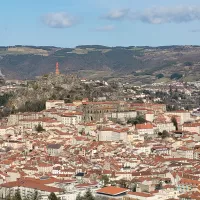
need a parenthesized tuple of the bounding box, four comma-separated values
(1, 0, 200, 47)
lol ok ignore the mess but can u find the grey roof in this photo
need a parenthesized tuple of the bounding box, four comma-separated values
(47, 144, 62, 149)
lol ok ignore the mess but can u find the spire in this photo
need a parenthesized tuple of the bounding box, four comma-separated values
(55, 62, 60, 75)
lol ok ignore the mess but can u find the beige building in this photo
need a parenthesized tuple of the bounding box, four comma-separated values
(59, 112, 82, 125)
(0, 178, 62, 200)
(131, 103, 166, 114)
(0, 126, 15, 137)
(182, 123, 200, 134)
(166, 110, 191, 125)
(77, 122, 97, 135)
(135, 123, 154, 136)
(176, 147, 194, 159)
(98, 127, 128, 143)
(145, 112, 154, 122)
(80, 101, 131, 122)
(47, 144, 63, 156)
(46, 100, 65, 109)
(7, 112, 41, 126)
(155, 122, 176, 132)
(19, 118, 60, 130)
(105, 110, 137, 121)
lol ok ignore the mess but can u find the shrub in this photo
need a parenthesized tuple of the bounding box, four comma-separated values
(156, 74, 164, 79)
(170, 73, 182, 80)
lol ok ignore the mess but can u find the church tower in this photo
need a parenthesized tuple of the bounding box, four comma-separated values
(55, 62, 60, 75)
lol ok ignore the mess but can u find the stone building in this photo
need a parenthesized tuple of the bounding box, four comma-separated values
(46, 144, 63, 156)
(80, 101, 131, 122)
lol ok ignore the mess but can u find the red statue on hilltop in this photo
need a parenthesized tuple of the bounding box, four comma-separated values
(55, 62, 60, 75)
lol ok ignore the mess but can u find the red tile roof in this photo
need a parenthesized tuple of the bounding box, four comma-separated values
(179, 178, 200, 186)
(1, 179, 63, 193)
(136, 123, 153, 129)
(128, 191, 153, 197)
(96, 186, 128, 195)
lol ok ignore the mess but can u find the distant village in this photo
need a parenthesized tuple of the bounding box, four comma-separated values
(1, 67, 200, 200)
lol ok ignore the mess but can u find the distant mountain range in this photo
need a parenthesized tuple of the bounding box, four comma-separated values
(1, 45, 200, 84)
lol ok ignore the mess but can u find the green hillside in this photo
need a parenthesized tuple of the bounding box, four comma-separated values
(0, 45, 200, 83)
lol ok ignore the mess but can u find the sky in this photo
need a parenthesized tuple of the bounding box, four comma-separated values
(1, 0, 200, 47)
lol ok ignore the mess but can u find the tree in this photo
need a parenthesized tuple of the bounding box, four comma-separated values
(76, 193, 82, 200)
(0, 93, 13, 106)
(83, 189, 95, 200)
(5, 194, 12, 200)
(158, 130, 169, 139)
(13, 190, 22, 200)
(162, 130, 169, 138)
(18, 100, 45, 112)
(144, 135, 152, 141)
(171, 117, 178, 130)
(95, 197, 109, 200)
(116, 119, 124, 125)
(127, 115, 146, 126)
(101, 175, 109, 186)
(23, 197, 30, 200)
(131, 184, 137, 192)
(155, 181, 163, 190)
(50, 93, 57, 100)
(135, 98, 144, 103)
(48, 193, 59, 200)
(185, 105, 191, 111)
(169, 85, 173, 96)
(170, 73, 182, 80)
(79, 128, 85, 135)
(156, 74, 164, 79)
(35, 124, 45, 132)
(31, 191, 40, 200)
(158, 132, 162, 137)
(184, 61, 193, 66)
(119, 179, 127, 188)
(166, 105, 176, 111)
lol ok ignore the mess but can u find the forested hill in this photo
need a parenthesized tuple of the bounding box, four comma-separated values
(1, 45, 200, 84)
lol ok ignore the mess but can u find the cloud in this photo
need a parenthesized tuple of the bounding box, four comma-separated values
(104, 9, 130, 20)
(95, 25, 115, 31)
(136, 6, 200, 24)
(42, 12, 77, 28)
(190, 29, 200, 33)
(105, 6, 200, 24)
